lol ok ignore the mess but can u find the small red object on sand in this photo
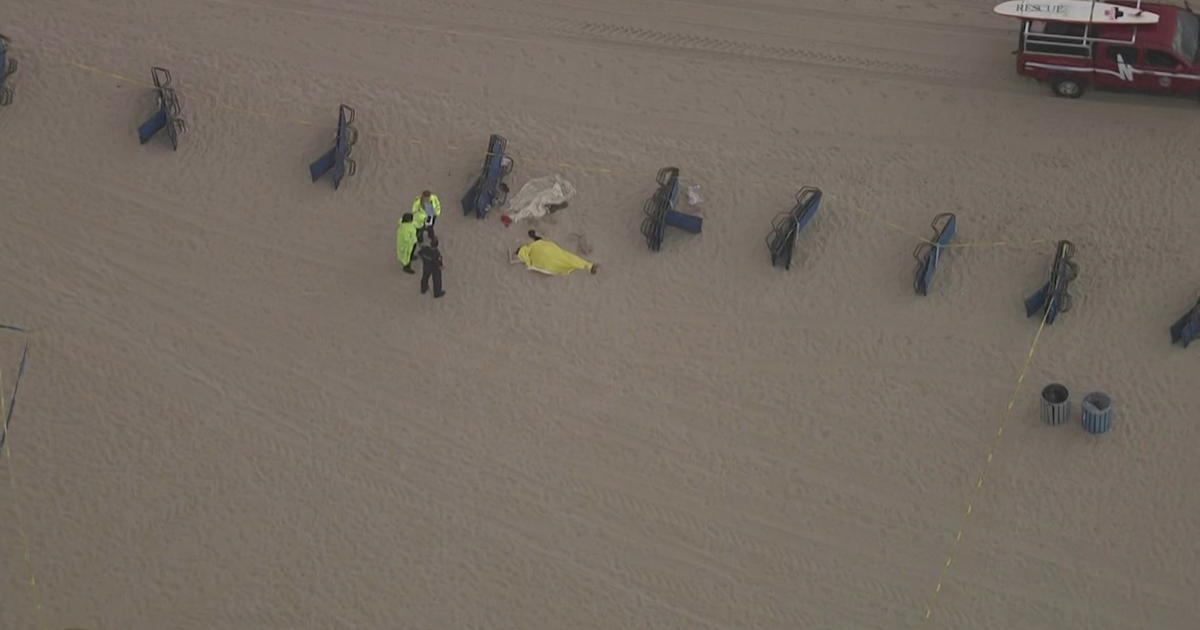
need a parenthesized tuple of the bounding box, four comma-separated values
(500, 214, 513, 227)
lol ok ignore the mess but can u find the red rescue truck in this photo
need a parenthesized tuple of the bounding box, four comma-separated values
(1015, 1, 1200, 98)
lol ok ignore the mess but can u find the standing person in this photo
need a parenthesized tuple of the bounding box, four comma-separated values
(417, 237, 445, 298)
(396, 212, 418, 274)
(412, 190, 442, 243)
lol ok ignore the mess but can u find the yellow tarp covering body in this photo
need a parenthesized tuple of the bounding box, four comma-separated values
(516, 240, 594, 276)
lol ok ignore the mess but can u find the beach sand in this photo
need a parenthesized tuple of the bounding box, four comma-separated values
(1, 0, 1198, 627)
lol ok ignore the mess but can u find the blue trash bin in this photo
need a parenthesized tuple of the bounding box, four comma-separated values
(1081, 391, 1113, 435)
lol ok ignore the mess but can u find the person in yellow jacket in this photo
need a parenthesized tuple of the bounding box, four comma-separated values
(396, 213, 418, 274)
(411, 190, 441, 243)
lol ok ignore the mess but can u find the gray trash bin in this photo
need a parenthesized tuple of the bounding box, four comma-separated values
(1040, 383, 1070, 426)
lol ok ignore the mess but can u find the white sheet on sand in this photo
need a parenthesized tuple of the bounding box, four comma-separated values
(505, 174, 576, 223)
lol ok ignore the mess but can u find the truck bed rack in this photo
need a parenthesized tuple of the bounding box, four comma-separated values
(1020, 0, 1149, 56)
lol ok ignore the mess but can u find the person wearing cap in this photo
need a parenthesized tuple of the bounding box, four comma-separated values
(417, 237, 445, 298)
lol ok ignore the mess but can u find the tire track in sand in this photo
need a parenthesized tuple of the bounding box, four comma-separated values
(209, 0, 998, 90)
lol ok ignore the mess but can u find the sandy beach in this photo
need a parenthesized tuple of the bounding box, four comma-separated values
(2, 0, 1199, 628)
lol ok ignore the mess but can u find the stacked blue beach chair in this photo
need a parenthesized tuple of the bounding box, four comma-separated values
(137, 67, 187, 151)
(1025, 240, 1078, 324)
(1170, 295, 1200, 348)
(309, 104, 359, 190)
(912, 213, 957, 295)
(462, 135, 513, 219)
(0, 34, 16, 106)
(641, 167, 702, 251)
(766, 187, 822, 270)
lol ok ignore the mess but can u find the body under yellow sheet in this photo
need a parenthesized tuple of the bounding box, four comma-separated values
(516, 240, 595, 276)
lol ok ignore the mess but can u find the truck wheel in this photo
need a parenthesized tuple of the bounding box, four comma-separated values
(1051, 77, 1083, 99)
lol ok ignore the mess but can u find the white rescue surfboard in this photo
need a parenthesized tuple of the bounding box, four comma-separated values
(993, 0, 1160, 24)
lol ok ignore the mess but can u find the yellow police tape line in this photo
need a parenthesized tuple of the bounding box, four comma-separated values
(1, 371, 49, 630)
(922, 303, 1052, 623)
(63, 60, 614, 174)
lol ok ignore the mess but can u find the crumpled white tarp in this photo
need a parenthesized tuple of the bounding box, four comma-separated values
(505, 174, 576, 223)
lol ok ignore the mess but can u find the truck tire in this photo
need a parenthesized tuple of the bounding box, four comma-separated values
(1051, 77, 1084, 99)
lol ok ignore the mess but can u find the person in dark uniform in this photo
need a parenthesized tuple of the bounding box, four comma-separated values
(417, 237, 445, 298)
